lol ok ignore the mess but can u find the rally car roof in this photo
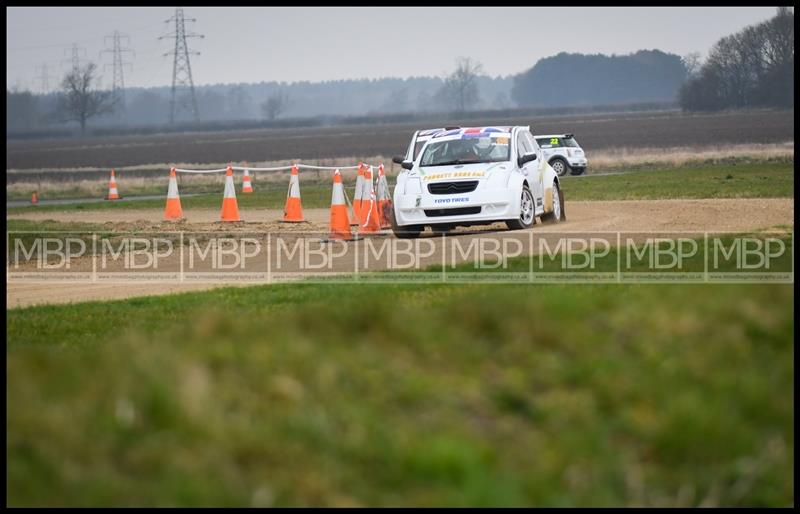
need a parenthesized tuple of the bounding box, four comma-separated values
(418, 126, 515, 139)
(430, 126, 513, 139)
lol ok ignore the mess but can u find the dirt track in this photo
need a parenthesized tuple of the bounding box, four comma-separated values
(7, 198, 794, 308)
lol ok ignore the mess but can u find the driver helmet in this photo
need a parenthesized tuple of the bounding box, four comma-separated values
(453, 139, 476, 159)
(475, 136, 492, 150)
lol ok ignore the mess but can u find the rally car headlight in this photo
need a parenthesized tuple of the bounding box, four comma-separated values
(485, 171, 508, 188)
(404, 177, 422, 195)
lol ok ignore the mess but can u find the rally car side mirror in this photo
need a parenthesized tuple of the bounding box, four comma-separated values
(401, 160, 414, 170)
(392, 155, 405, 164)
(518, 152, 538, 167)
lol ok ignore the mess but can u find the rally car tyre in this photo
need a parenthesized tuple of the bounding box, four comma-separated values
(540, 182, 565, 224)
(550, 158, 569, 177)
(505, 184, 536, 231)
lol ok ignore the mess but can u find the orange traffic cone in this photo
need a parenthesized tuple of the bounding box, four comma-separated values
(282, 165, 305, 222)
(359, 166, 381, 234)
(242, 166, 254, 193)
(31, 191, 39, 205)
(220, 166, 241, 222)
(351, 162, 364, 225)
(164, 167, 184, 221)
(376, 163, 392, 229)
(328, 169, 353, 241)
(106, 169, 120, 200)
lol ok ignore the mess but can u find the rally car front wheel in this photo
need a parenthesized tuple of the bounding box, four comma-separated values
(506, 185, 536, 231)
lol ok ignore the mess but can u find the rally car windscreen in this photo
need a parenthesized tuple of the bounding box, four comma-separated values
(419, 135, 511, 167)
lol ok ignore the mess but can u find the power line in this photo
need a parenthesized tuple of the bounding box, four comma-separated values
(8, 24, 167, 53)
(100, 30, 135, 110)
(159, 7, 204, 123)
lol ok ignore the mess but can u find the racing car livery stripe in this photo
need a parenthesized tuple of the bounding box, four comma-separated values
(434, 129, 462, 138)
(431, 132, 511, 141)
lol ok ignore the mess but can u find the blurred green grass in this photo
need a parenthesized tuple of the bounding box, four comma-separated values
(7, 279, 794, 506)
(7, 162, 794, 215)
(560, 162, 793, 201)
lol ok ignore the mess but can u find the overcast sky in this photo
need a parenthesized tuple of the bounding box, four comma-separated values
(7, 6, 784, 92)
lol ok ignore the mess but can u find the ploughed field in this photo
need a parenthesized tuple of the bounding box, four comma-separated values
(6, 109, 794, 172)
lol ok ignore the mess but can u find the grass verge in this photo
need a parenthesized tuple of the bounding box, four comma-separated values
(7, 237, 794, 506)
(560, 162, 794, 200)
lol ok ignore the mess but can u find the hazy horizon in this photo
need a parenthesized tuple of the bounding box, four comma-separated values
(7, 6, 785, 92)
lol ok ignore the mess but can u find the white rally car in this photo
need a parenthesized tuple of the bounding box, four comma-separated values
(391, 126, 565, 238)
(533, 133, 587, 176)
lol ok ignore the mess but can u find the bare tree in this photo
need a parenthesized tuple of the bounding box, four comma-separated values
(261, 90, 290, 120)
(435, 57, 484, 113)
(55, 62, 115, 134)
(682, 52, 702, 78)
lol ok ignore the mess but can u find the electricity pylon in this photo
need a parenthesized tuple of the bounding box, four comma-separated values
(100, 30, 135, 112)
(34, 63, 56, 94)
(159, 7, 204, 123)
(62, 43, 88, 73)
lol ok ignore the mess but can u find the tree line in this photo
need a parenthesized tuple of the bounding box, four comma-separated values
(511, 50, 689, 107)
(679, 7, 793, 111)
(6, 68, 513, 134)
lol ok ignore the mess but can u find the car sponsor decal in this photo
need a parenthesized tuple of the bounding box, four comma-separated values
(422, 171, 485, 181)
(433, 196, 471, 205)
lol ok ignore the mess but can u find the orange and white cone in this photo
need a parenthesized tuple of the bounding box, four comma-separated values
(328, 169, 353, 241)
(282, 165, 305, 222)
(376, 163, 392, 229)
(106, 169, 120, 200)
(220, 166, 241, 222)
(31, 192, 39, 205)
(164, 167, 184, 221)
(242, 167, 254, 193)
(359, 166, 381, 234)
(351, 162, 364, 225)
